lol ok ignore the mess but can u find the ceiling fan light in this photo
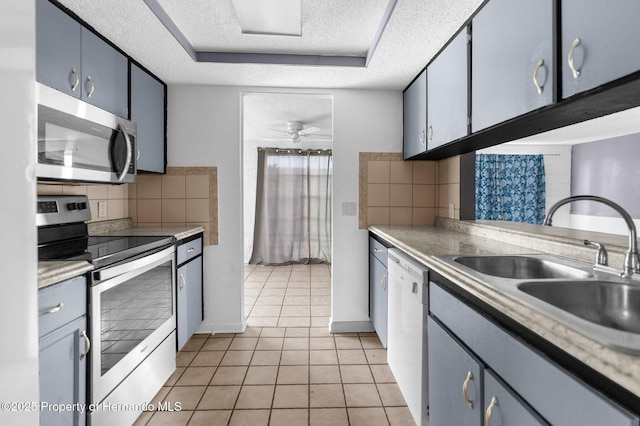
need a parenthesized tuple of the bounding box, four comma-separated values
(231, 0, 302, 36)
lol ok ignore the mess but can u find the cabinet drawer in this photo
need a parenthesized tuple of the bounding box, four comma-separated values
(430, 283, 639, 426)
(369, 237, 388, 266)
(38, 275, 87, 338)
(177, 236, 203, 265)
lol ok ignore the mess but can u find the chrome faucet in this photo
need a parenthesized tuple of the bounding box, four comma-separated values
(544, 195, 640, 278)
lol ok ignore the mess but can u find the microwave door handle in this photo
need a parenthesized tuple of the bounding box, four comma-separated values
(116, 123, 133, 182)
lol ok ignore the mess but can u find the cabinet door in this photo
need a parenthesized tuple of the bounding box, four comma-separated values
(483, 370, 549, 426)
(472, 0, 555, 132)
(177, 257, 203, 350)
(369, 253, 388, 348)
(428, 317, 483, 426)
(81, 27, 128, 117)
(36, 0, 82, 98)
(131, 64, 166, 173)
(39, 315, 88, 426)
(403, 69, 427, 159)
(562, 0, 640, 99)
(427, 28, 469, 150)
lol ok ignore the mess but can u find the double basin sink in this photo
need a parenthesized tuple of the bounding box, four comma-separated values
(436, 254, 640, 354)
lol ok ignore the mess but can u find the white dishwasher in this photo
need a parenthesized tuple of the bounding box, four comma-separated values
(387, 249, 428, 426)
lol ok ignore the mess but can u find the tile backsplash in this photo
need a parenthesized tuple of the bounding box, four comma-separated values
(37, 166, 219, 246)
(358, 152, 461, 229)
(128, 167, 218, 246)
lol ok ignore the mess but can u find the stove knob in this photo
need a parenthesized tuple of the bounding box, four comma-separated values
(67, 202, 78, 211)
(77, 202, 88, 210)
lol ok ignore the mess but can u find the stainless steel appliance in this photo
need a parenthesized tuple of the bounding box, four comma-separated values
(36, 83, 136, 184)
(37, 195, 176, 426)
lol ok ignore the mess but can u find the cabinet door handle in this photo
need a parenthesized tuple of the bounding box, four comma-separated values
(568, 38, 581, 78)
(462, 371, 474, 409)
(39, 302, 64, 316)
(80, 330, 90, 361)
(419, 129, 426, 145)
(485, 396, 498, 426)
(427, 125, 433, 143)
(533, 59, 544, 94)
(70, 68, 80, 92)
(381, 274, 387, 291)
(179, 273, 186, 289)
(86, 75, 95, 98)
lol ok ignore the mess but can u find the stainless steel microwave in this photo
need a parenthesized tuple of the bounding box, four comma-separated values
(36, 83, 136, 184)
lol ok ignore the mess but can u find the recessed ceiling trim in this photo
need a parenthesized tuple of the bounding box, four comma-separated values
(143, 0, 396, 68)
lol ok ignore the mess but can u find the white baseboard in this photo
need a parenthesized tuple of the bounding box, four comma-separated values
(197, 319, 246, 335)
(329, 320, 375, 333)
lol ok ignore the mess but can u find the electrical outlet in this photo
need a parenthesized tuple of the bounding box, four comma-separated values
(341, 202, 357, 216)
(98, 201, 107, 218)
(448, 203, 455, 219)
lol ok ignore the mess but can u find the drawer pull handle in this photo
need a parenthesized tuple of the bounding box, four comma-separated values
(39, 302, 64, 316)
(533, 59, 544, 94)
(568, 38, 581, 79)
(187, 247, 195, 253)
(373, 248, 381, 253)
(412, 281, 418, 294)
(80, 330, 90, 361)
(485, 396, 498, 426)
(462, 371, 474, 409)
(70, 68, 80, 92)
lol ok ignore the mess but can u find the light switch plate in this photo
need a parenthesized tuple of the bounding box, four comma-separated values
(448, 203, 455, 219)
(98, 201, 107, 218)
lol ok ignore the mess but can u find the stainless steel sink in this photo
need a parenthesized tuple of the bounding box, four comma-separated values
(518, 281, 640, 334)
(452, 255, 593, 280)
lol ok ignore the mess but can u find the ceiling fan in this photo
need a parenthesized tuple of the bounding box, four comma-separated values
(272, 121, 331, 143)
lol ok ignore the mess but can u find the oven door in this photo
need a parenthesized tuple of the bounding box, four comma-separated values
(90, 246, 175, 404)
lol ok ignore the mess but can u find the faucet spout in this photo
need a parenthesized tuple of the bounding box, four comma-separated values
(544, 195, 639, 278)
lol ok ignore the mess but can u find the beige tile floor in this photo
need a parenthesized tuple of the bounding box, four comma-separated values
(135, 264, 415, 425)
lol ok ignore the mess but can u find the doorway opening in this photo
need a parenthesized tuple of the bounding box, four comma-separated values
(241, 92, 334, 327)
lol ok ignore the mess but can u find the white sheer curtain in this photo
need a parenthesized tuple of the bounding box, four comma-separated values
(249, 148, 332, 265)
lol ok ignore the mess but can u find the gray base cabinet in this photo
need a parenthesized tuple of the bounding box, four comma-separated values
(562, 0, 640, 99)
(403, 69, 428, 159)
(427, 27, 469, 150)
(38, 276, 88, 426)
(369, 236, 389, 348)
(176, 235, 204, 350)
(131, 63, 166, 173)
(472, 0, 555, 132)
(36, 0, 128, 117)
(429, 281, 640, 426)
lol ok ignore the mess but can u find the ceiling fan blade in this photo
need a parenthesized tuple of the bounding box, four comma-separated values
(301, 126, 321, 135)
(268, 128, 292, 134)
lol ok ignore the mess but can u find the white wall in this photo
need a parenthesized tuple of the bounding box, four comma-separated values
(168, 85, 402, 333)
(0, 1, 39, 424)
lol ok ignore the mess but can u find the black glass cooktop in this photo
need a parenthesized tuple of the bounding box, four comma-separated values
(39, 235, 175, 268)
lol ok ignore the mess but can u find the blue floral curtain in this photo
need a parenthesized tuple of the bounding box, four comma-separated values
(476, 154, 546, 224)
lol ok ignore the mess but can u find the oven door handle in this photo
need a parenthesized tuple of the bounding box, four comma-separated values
(94, 246, 174, 282)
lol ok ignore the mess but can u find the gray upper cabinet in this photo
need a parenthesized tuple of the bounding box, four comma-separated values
(403, 69, 427, 159)
(472, 0, 555, 132)
(562, 0, 640, 99)
(131, 63, 166, 173)
(36, 0, 81, 99)
(80, 28, 128, 117)
(427, 27, 469, 150)
(36, 0, 128, 117)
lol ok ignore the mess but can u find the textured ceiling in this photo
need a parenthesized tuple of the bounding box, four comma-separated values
(243, 93, 333, 143)
(56, 0, 484, 89)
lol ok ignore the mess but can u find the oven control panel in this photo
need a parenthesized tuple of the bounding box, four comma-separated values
(36, 195, 92, 227)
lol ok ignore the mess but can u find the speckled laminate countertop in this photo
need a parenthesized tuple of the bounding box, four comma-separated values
(38, 225, 205, 288)
(370, 218, 640, 400)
